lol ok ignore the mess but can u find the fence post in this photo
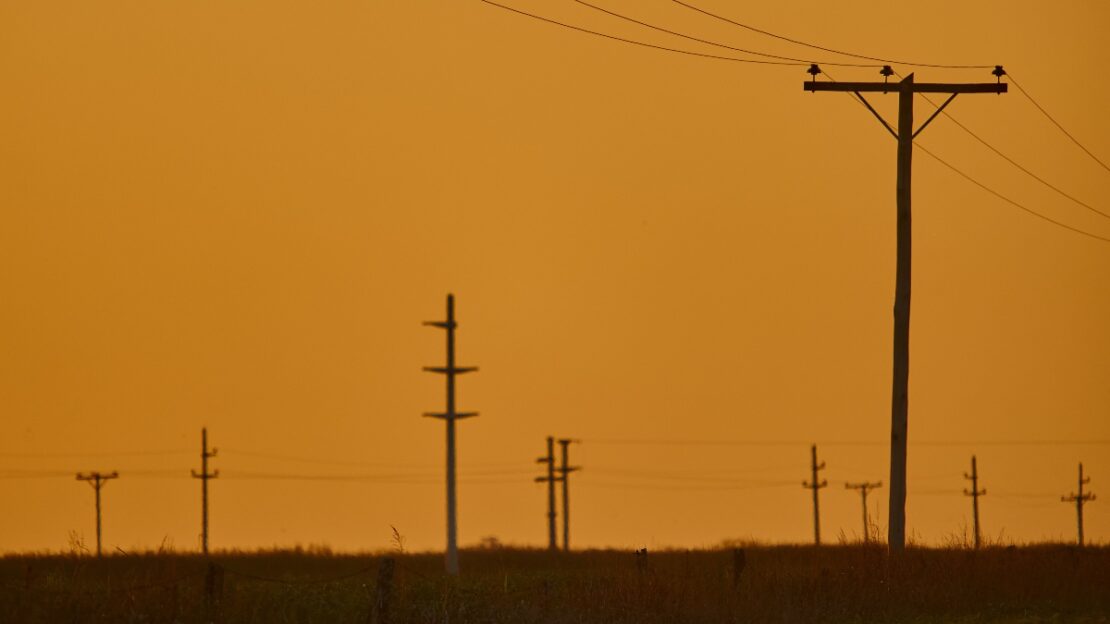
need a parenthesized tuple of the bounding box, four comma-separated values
(732, 548, 747, 589)
(204, 561, 224, 621)
(370, 557, 395, 624)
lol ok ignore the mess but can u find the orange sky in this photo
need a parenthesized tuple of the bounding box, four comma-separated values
(1, 1, 1108, 554)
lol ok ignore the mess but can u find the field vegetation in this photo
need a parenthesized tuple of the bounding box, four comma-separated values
(2, 543, 1107, 623)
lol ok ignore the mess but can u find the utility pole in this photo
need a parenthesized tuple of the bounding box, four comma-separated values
(804, 67, 1007, 553)
(963, 455, 986, 549)
(801, 444, 828, 545)
(1061, 462, 1096, 546)
(556, 438, 580, 552)
(75, 471, 119, 557)
(534, 436, 560, 551)
(423, 293, 478, 575)
(845, 481, 883, 543)
(191, 427, 219, 556)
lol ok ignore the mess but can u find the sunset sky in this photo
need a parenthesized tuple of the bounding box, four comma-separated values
(1, 1, 1108, 554)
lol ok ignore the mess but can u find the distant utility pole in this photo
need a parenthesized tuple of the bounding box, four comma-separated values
(804, 67, 1007, 553)
(1061, 462, 1096, 546)
(801, 444, 828, 545)
(963, 455, 986, 549)
(845, 481, 883, 543)
(557, 438, 580, 552)
(423, 293, 478, 576)
(191, 427, 219, 556)
(534, 436, 560, 551)
(76, 471, 119, 557)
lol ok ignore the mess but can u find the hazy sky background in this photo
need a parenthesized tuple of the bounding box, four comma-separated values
(1, 0, 1108, 554)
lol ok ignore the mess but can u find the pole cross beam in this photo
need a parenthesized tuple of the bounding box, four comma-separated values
(76, 471, 119, 558)
(963, 455, 986, 549)
(846, 481, 883, 544)
(1061, 462, 1096, 546)
(802, 444, 828, 545)
(534, 436, 562, 551)
(191, 427, 219, 556)
(803, 72, 1006, 554)
(556, 439, 580, 552)
(423, 293, 479, 576)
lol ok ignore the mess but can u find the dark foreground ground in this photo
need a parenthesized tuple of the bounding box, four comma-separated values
(2, 545, 1108, 623)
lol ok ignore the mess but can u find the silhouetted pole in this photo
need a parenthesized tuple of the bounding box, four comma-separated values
(191, 427, 219, 556)
(963, 455, 986, 549)
(423, 293, 478, 575)
(557, 438, 580, 551)
(76, 471, 119, 557)
(804, 67, 1007, 553)
(801, 444, 828, 545)
(845, 481, 883, 543)
(534, 436, 560, 550)
(1061, 462, 1095, 546)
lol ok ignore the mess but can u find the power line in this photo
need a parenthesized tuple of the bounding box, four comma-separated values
(824, 70, 1110, 246)
(0, 450, 191, 458)
(897, 70, 1110, 223)
(478, 0, 805, 66)
(220, 449, 410, 468)
(589, 468, 796, 485)
(571, 0, 878, 67)
(584, 437, 1110, 447)
(218, 467, 534, 480)
(928, 100, 1110, 222)
(0, 470, 75, 478)
(1009, 73, 1110, 175)
(670, 0, 994, 69)
(221, 448, 529, 470)
(917, 141, 1110, 244)
(578, 479, 794, 492)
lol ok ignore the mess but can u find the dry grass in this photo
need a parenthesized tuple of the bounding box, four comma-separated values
(1, 544, 1107, 623)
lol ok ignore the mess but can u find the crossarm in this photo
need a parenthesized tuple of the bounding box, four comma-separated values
(805, 82, 1006, 94)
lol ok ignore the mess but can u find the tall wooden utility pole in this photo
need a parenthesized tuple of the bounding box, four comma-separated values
(804, 67, 1007, 553)
(801, 444, 828, 545)
(557, 438, 580, 552)
(845, 481, 883, 543)
(76, 471, 119, 557)
(191, 427, 219, 556)
(963, 455, 986, 549)
(423, 293, 478, 575)
(1061, 462, 1096, 546)
(534, 436, 560, 550)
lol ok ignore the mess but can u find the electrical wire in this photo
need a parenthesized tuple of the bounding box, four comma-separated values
(0, 470, 75, 479)
(221, 448, 531, 471)
(889, 69, 1110, 223)
(1009, 72, 1110, 175)
(579, 479, 793, 492)
(584, 437, 1110, 447)
(588, 467, 796, 485)
(917, 142, 1110, 244)
(478, 0, 806, 66)
(571, 0, 879, 68)
(928, 101, 1110, 222)
(823, 70, 1110, 245)
(670, 0, 994, 69)
(0, 450, 191, 459)
(221, 449, 412, 468)
(218, 468, 534, 482)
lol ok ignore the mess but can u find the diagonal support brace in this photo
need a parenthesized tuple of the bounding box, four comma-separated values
(854, 92, 897, 140)
(913, 93, 958, 139)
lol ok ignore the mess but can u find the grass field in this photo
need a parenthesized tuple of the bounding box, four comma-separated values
(2, 544, 1108, 623)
